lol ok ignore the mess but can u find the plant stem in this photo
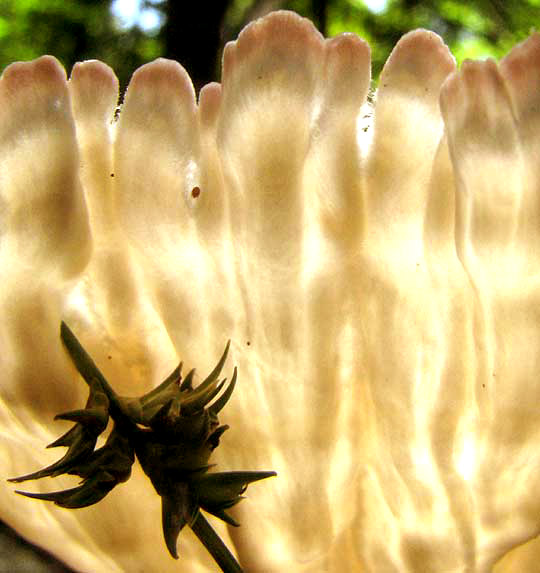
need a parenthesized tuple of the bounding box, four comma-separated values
(60, 322, 122, 413)
(190, 511, 243, 573)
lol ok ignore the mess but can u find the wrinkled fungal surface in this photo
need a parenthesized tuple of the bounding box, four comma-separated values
(1, 9, 540, 573)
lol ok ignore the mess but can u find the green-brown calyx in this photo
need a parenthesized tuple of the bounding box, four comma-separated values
(9, 322, 276, 573)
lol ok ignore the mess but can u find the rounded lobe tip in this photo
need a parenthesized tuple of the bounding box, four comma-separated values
(0, 55, 69, 119)
(500, 33, 540, 122)
(237, 9, 324, 50)
(199, 82, 222, 127)
(380, 29, 456, 99)
(1, 55, 66, 89)
(221, 9, 324, 87)
(440, 58, 508, 123)
(125, 58, 196, 112)
(70, 59, 119, 120)
(70, 60, 118, 92)
(501, 32, 540, 76)
(323, 33, 371, 106)
(325, 33, 370, 63)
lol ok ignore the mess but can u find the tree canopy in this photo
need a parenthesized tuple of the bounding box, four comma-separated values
(0, 0, 536, 90)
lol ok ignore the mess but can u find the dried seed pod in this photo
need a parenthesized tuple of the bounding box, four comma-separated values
(9, 322, 276, 573)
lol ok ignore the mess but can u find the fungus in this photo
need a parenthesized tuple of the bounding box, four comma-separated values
(1, 9, 540, 573)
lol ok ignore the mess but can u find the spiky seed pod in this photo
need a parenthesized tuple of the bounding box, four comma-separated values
(8, 323, 275, 573)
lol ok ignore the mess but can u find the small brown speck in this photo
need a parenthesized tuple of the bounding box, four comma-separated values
(246, 341, 251, 346)
(108, 355, 112, 360)
(110, 173, 114, 178)
(191, 186, 201, 198)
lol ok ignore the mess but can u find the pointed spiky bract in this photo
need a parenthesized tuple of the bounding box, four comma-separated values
(9, 323, 276, 572)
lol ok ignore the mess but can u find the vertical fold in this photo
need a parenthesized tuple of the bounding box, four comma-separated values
(361, 30, 459, 569)
(217, 11, 327, 568)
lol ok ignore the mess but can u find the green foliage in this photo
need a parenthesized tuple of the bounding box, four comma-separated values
(0, 0, 162, 92)
(0, 0, 538, 88)
(298, 0, 540, 80)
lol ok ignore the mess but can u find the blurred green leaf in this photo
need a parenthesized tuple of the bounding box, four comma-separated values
(0, 0, 539, 95)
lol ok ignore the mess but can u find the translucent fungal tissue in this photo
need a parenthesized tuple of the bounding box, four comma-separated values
(1, 9, 540, 573)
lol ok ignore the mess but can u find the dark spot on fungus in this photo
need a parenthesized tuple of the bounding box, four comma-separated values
(110, 173, 114, 178)
(191, 186, 201, 198)
(246, 341, 251, 346)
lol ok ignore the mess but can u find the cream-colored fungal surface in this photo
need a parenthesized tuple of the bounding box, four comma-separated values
(1, 10, 540, 572)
